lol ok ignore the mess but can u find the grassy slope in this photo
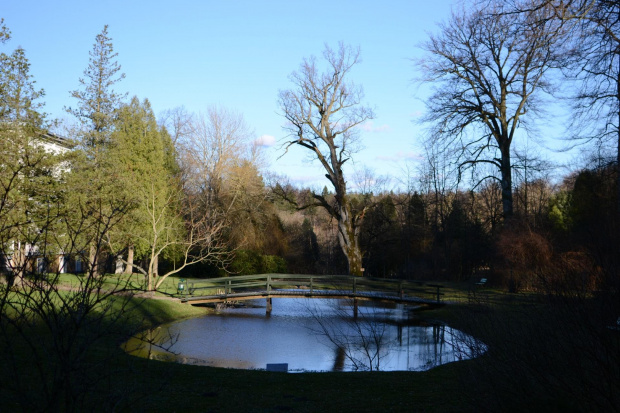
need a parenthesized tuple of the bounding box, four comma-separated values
(128, 284, 620, 412)
(10, 274, 606, 412)
(112, 293, 471, 412)
(81, 275, 477, 412)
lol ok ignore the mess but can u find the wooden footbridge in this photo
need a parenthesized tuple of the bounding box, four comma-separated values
(177, 274, 445, 316)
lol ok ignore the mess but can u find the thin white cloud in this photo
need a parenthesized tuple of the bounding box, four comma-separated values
(361, 121, 391, 133)
(255, 134, 276, 147)
(376, 151, 422, 162)
(291, 175, 322, 185)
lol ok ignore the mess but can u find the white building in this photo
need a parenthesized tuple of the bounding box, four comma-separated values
(1, 129, 77, 275)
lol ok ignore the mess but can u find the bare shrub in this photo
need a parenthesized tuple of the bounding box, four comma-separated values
(496, 225, 553, 292)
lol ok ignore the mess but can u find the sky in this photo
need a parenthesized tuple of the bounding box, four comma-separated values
(2, 0, 513, 191)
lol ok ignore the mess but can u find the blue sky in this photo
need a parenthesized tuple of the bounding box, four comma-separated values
(3, 1, 477, 189)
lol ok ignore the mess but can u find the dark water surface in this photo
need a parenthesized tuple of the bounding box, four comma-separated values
(125, 298, 483, 372)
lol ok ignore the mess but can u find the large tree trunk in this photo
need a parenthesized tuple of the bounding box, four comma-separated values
(123, 244, 134, 274)
(88, 243, 99, 277)
(500, 147, 514, 220)
(11, 241, 26, 287)
(147, 254, 159, 291)
(336, 203, 363, 276)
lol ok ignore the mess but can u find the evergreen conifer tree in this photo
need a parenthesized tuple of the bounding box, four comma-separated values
(108, 97, 183, 289)
(66, 25, 126, 150)
(0, 19, 60, 284)
(65, 25, 127, 276)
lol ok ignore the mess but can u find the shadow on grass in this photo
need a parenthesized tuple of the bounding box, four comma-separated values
(446, 291, 620, 412)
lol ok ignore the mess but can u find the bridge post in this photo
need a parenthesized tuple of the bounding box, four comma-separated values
(266, 297, 272, 315)
(353, 298, 358, 319)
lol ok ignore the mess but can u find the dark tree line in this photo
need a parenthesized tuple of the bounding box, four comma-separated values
(270, 158, 615, 294)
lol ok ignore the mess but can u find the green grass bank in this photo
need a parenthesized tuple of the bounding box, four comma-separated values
(1, 274, 618, 412)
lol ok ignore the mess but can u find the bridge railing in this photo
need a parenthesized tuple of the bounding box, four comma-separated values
(184, 274, 444, 303)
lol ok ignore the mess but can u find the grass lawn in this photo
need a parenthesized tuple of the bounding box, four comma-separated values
(1, 274, 618, 412)
(106, 296, 474, 412)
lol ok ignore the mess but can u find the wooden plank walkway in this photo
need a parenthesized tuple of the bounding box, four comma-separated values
(178, 274, 446, 311)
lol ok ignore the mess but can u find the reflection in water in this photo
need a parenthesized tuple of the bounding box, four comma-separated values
(124, 298, 484, 372)
(332, 346, 346, 371)
(122, 327, 179, 362)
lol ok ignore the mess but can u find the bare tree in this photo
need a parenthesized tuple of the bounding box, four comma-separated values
(476, 179, 504, 234)
(565, 1, 620, 215)
(277, 43, 375, 276)
(500, 0, 619, 216)
(176, 106, 267, 276)
(0, 205, 139, 411)
(180, 107, 256, 202)
(419, 135, 460, 236)
(511, 145, 554, 225)
(417, 1, 562, 220)
(158, 105, 194, 146)
(0, 128, 140, 411)
(104, 177, 232, 291)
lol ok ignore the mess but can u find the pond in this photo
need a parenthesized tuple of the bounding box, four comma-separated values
(124, 298, 484, 372)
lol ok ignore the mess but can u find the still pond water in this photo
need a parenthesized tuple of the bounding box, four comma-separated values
(125, 298, 483, 372)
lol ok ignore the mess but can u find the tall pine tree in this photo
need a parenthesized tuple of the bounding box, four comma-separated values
(66, 24, 125, 150)
(0, 19, 64, 284)
(65, 25, 127, 276)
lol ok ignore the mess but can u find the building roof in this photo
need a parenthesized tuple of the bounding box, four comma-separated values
(38, 131, 75, 149)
